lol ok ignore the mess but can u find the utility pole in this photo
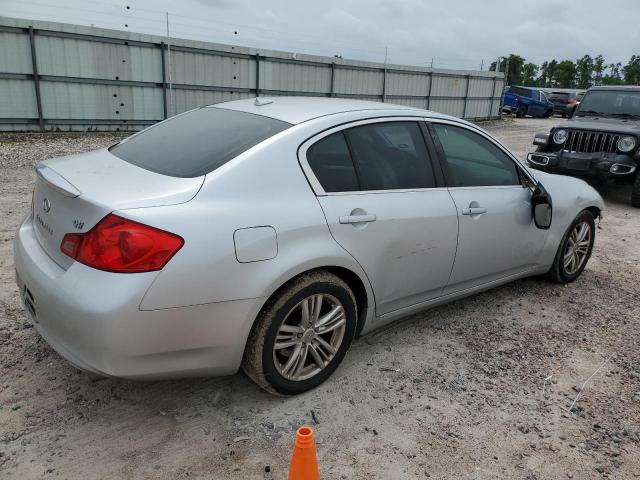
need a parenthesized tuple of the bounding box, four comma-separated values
(166, 12, 173, 116)
(480, 59, 484, 71)
(430, 57, 434, 68)
(504, 55, 510, 85)
(384, 46, 388, 65)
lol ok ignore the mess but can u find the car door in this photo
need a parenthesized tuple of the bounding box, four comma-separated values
(528, 90, 544, 116)
(429, 121, 548, 294)
(299, 119, 459, 316)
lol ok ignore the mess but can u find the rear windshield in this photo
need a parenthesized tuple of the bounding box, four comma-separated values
(110, 107, 291, 178)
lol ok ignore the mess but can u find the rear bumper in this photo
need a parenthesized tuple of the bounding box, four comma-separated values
(552, 104, 573, 115)
(526, 151, 637, 180)
(14, 216, 262, 379)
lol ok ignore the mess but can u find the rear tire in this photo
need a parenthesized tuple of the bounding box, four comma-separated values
(242, 271, 357, 395)
(516, 106, 527, 118)
(631, 174, 640, 208)
(547, 210, 596, 284)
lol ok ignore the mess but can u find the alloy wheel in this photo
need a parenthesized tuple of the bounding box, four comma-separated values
(272, 294, 346, 381)
(563, 221, 592, 275)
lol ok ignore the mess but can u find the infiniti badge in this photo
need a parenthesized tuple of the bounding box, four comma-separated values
(42, 198, 51, 213)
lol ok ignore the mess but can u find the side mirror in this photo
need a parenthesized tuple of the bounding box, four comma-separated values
(531, 182, 552, 229)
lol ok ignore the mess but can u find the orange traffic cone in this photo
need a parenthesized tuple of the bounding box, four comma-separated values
(288, 426, 320, 480)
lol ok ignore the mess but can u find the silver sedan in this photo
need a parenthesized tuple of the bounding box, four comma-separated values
(14, 98, 604, 395)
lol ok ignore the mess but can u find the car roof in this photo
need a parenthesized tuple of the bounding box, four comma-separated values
(588, 85, 640, 91)
(212, 96, 453, 125)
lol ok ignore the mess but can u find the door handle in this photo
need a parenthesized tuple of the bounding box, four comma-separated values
(462, 207, 487, 215)
(339, 214, 377, 224)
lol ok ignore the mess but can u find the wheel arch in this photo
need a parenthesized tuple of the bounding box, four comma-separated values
(585, 205, 602, 220)
(252, 264, 374, 340)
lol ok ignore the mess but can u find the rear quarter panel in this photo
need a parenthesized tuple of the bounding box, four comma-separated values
(124, 120, 375, 313)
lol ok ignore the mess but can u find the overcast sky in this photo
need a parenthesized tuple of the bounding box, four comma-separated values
(2, 0, 639, 70)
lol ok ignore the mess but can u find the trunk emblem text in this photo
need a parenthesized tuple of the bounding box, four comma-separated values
(42, 198, 51, 213)
(35, 214, 53, 236)
(73, 220, 84, 230)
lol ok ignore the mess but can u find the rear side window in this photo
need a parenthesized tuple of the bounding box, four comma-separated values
(345, 122, 436, 190)
(110, 107, 291, 178)
(306, 132, 359, 193)
(509, 86, 531, 97)
(433, 124, 520, 187)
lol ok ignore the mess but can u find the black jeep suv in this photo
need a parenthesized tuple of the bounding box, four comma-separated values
(527, 86, 640, 207)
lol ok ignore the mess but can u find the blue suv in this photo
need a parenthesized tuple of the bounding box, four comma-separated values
(502, 86, 554, 118)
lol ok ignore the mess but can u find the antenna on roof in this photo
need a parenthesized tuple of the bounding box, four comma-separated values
(254, 98, 274, 106)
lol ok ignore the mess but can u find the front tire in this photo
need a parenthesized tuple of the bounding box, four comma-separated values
(547, 210, 596, 283)
(243, 271, 357, 395)
(631, 174, 640, 208)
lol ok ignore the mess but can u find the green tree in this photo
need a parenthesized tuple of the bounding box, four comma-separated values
(553, 60, 577, 88)
(593, 54, 605, 85)
(545, 60, 558, 87)
(602, 62, 623, 85)
(522, 62, 539, 86)
(575, 54, 594, 89)
(623, 55, 640, 85)
(489, 54, 525, 85)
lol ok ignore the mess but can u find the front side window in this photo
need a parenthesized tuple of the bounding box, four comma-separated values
(433, 124, 520, 187)
(110, 107, 291, 178)
(344, 122, 436, 190)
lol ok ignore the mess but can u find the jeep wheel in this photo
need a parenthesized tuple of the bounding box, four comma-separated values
(632, 174, 640, 208)
(547, 210, 596, 284)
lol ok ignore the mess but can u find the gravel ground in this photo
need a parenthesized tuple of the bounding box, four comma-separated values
(1, 118, 639, 479)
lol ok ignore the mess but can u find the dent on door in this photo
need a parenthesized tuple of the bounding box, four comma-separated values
(318, 192, 459, 315)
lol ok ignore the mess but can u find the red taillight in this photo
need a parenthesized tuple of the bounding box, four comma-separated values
(514, 96, 520, 104)
(568, 98, 577, 105)
(60, 214, 184, 273)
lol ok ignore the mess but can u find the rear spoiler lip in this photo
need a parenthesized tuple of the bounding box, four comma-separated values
(35, 164, 81, 198)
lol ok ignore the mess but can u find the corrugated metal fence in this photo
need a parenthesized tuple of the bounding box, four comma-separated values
(0, 16, 505, 131)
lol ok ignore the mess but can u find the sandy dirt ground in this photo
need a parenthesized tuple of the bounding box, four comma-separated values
(0, 117, 639, 479)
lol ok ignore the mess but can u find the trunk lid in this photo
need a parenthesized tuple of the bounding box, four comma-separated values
(33, 148, 203, 269)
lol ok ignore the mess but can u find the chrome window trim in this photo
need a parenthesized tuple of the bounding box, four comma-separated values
(298, 116, 439, 196)
(427, 117, 538, 187)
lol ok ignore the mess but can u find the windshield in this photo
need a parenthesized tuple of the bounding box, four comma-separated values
(576, 90, 640, 117)
(110, 107, 291, 178)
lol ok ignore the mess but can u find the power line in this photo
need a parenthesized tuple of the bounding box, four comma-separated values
(2, 0, 489, 70)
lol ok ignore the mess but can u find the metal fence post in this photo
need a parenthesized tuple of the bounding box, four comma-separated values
(462, 74, 471, 119)
(382, 67, 387, 102)
(255, 53, 260, 97)
(489, 76, 497, 119)
(497, 76, 505, 118)
(329, 62, 335, 97)
(426, 71, 433, 110)
(28, 26, 44, 131)
(160, 42, 168, 119)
